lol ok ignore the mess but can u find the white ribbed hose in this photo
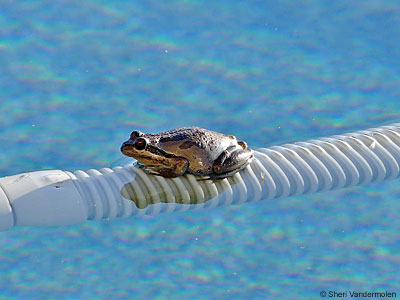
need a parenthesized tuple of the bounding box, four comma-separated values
(0, 123, 398, 230)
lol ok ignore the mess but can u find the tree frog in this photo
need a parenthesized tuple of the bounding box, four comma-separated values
(120, 126, 253, 179)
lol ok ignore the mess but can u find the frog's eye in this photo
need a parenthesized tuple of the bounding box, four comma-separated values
(130, 130, 142, 139)
(134, 138, 147, 150)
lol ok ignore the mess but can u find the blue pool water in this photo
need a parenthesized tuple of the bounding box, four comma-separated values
(1, 1, 400, 299)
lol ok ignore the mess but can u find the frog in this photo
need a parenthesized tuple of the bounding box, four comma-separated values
(120, 126, 253, 179)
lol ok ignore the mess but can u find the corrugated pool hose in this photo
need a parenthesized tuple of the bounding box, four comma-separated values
(0, 123, 398, 231)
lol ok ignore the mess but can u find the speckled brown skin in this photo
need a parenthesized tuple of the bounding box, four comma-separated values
(120, 126, 253, 178)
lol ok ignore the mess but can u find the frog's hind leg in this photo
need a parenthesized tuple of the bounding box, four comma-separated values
(211, 146, 254, 179)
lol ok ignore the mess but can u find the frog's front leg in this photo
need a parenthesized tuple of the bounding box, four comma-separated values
(211, 146, 254, 179)
(140, 157, 189, 178)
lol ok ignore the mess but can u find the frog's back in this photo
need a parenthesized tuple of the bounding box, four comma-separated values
(153, 126, 238, 174)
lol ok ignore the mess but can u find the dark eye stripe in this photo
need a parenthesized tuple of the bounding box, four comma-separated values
(146, 145, 178, 158)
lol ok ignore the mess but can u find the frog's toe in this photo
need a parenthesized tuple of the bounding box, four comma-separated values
(238, 141, 248, 149)
(208, 170, 241, 180)
(195, 175, 212, 181)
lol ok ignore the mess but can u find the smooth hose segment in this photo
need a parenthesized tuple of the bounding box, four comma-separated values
(0, 123, 399, 231)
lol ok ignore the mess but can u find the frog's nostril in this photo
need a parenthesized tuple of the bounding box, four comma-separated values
(121, 141, 134, 152)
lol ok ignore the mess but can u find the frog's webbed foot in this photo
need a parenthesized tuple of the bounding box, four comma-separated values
(211, 146, 254, 179)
